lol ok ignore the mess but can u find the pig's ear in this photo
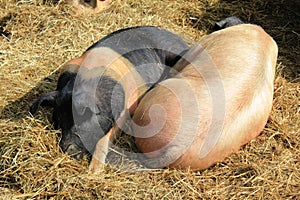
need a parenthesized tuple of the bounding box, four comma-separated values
(29, 91, 59, 115)
(213, 16, 245, 31)
(55, 79, 73, 105)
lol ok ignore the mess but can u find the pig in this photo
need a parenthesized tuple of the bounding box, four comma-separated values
(120, 23, 278, 171)
(30, 26, 189, 161)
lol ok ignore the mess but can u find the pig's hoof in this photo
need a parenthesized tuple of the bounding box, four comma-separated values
(88, 158, 106, 174)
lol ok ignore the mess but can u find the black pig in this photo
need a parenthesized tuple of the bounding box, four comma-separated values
(30, 26, 189, 160)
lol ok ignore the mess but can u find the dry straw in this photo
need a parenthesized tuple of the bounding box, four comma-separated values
(0, 0, 299, 199)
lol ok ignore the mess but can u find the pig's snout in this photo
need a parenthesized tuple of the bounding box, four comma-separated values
(59, 129, 89, 160)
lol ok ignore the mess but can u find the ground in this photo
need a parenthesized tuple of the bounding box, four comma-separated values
(0, 0, 299, 199)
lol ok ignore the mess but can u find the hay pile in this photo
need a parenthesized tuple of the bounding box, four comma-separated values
(0, 0, 299, 199)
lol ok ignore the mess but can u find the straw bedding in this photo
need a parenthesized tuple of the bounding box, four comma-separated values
(0, 0, 299, 199)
